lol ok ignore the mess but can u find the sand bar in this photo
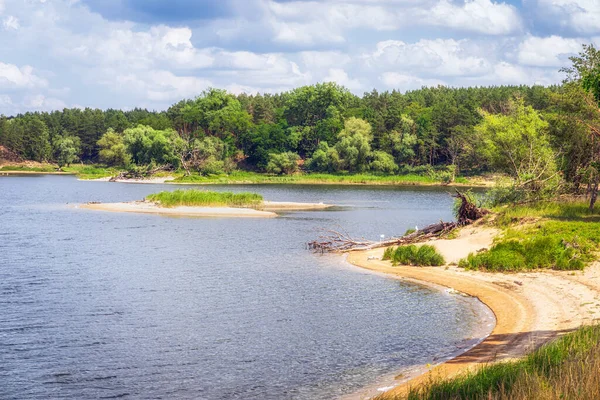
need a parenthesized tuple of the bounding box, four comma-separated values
(261, 201, 333, 211)
(78, 201, 277, 218)
(77, 200, 334, 218)
(345, 225, 600, 399)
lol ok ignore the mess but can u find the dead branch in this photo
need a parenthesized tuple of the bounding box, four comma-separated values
(308, 190, 488, 253)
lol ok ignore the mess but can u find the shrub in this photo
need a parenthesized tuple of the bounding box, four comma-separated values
(384, 245, 445, 267)
(266, 151, 300, 175)
(459, 236, 585, 272)
(369, 151, 398, 174)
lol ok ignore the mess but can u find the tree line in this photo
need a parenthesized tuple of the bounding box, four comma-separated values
(1, 44, 599, 204)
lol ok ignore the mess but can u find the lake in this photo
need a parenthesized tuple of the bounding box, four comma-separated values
(0, 176, 492, 399)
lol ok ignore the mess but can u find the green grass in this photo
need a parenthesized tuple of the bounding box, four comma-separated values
(170, 171, 474, 186)
(400, 324, 600, 400)
(493, 200, 598, 227)
(145, 189, 264, 208)
(0, 164, 116, 179)
(63, 165, 116, 179)
(0, 164, 59, 172)
(383, 245, 446, 266)
(459, 200, 600, 272)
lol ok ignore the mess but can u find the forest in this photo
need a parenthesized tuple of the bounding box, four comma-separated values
(2, 44, 600, 206)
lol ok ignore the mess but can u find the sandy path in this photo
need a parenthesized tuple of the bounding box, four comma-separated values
(345, 226, 600, 399)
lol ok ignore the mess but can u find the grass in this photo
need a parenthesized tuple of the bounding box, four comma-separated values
(397, 324, 600, 400)
(0, 164, 59, 172)
(459, 200, 600, 272)
(145, 189, 264, 208)
(63, 165, 116, 179)
(170, 171, 474, 186)
(0, 163, 116, 179)
(383, 245, 446, 267)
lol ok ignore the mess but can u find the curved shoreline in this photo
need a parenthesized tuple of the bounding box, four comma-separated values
(344, 226, 600, 399)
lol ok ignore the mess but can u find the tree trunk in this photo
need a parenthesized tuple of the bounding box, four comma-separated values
(590, 178, 599, 211)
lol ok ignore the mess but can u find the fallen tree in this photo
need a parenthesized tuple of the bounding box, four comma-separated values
(308, 190, 488, 253)
(109, 165, 172, 182)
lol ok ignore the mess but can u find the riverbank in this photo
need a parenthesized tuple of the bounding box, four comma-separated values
(345, 225, 600, 399)
(1, 163, 495, 187)
(77, 200, 333, 218)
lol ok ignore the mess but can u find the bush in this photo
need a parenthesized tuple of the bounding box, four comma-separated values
(459, 236, 585, 272)
(200, 157, 225, 175)
(383, 245, 445, 266)
(266, 151, 300, 175)
(369, 151, 398, 174)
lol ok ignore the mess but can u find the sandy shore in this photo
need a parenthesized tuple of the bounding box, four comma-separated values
(85, 176, 175, 184)
(78, 201, 277, 218)
(260, 201, 333, 211)
(77, 200, 333, 218)
(345, 225, 600, 399)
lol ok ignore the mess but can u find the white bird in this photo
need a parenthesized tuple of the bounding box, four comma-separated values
(415, 225, 419, 231)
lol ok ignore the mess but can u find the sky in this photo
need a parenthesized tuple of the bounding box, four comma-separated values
(0, 0, 599, 115)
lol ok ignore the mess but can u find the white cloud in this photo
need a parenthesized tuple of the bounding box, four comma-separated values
(518, 35, 583, 67)
(2, 15, 18, 30)
(365, 39, 491, 77)
(23, 94, 66, 111)
(380, 72, 445, 90)
(0, 94, 12, 106)
(263, 0, 522, 45)
(538, 0, 600, 34)
(427, 0, 522, 35)
(0, 62, 47, 89)
(324, 68, 362, 90)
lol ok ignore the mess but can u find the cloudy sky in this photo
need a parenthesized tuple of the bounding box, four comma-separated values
(0, 0, 599, 115)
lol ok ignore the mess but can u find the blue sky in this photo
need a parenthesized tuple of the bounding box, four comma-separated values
(0, 0, 599, 115)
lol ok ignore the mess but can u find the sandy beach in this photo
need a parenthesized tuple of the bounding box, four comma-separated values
(346, 225, 600, 399)
(77, 200, 333, 218)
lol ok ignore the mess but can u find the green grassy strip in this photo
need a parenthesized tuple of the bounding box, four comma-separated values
(0, 165, 60, 172)
(170, 171, 474, 186)
(403, 324, 600, 400)
(459, 200, 600, 272)
(145, 189, 264, 208)
(382, 245, 446, 266)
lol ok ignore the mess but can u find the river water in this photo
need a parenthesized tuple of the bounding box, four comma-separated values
(0, 176, 492, 399)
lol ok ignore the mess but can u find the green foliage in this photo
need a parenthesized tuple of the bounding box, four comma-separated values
(123, 125, 179, 167)
(146, 190, 263, 208)
(335, 117, 373, 172)
(306, 142, 341, 173)
(97, 129, 130, 166)
(385, 245, 445, 267)
(52, 134, 80, 169)
(369, 151, 398, 173)
(405, 324, 600, 400)
(265, 151, 300, 175)
(476, 99, 557, 189)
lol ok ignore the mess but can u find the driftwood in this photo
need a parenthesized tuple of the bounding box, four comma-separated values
(308, 190, 487, 253)
(109, 165, 172, 182)
(453, 189, 488, 225)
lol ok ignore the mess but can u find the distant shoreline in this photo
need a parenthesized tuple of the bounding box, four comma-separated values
(343, 225, 600, 399)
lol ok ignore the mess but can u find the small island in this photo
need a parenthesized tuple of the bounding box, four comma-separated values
(78, 189, 333, 218)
